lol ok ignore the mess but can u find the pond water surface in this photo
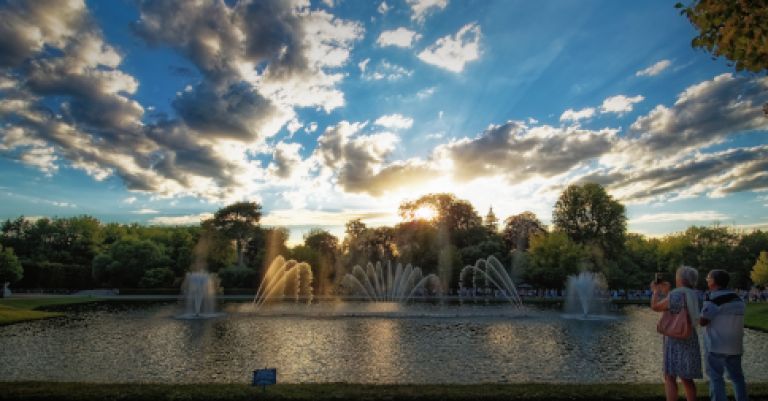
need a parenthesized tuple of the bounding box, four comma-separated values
(1, 301, 766, 384)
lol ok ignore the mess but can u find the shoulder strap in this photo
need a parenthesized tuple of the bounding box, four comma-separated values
(711, 293, 741, 306)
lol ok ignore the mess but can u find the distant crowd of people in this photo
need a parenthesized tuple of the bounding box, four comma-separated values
(456, 285, 768, 303)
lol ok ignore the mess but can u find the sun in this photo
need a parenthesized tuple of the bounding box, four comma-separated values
(413, 206, 437, 221)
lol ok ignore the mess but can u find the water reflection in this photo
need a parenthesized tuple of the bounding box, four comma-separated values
(0, 302, 766, 384)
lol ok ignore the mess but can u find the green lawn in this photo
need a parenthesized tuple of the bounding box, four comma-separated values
(1, 382, 767, 401)
(746, 303, 768, 332)
(0, 297, 99, 325)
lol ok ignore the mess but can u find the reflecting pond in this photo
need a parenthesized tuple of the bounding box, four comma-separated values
(1, 301, 767, 384)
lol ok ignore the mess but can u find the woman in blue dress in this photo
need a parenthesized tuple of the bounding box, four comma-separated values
(651, 266, 702, 401)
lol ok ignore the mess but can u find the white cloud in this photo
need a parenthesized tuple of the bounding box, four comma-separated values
(418, 23, 481, 73)
(358, 58, 370, 72)
(636, 59, 671, 77)
(630, 211, 729, 224)
(123, 196, 138, 204)
(305, 122, 318, 133)
(378, 1, 390, 14)
(362, 60, 413, 81)
(374, 114, 414, 130)
(287, 118, 303, 134)
(322, 0, 335, 7)
(560, 107, 596, 122)
(407, 0, 448, 23)
(416, 87, 436, 99)
(377, 27, 422, 48)
(600, 94, 644, 114)
(132, 208, 160, 214)
(52, 201, 76, 208)
(149, 212, 213, 225)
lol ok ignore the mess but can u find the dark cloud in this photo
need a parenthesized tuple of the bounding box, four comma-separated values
(625, 73, 768, 161)
(173, 82, 283, 141)
(0, 0, 362, 200)
(440, 121, 616, 182)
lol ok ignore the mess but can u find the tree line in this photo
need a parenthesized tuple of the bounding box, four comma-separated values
(1, 183, 767, 296)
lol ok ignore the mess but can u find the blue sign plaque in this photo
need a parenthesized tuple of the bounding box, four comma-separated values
(252, 368, 277, 390)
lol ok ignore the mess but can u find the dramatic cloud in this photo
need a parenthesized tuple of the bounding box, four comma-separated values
(439, 121, 618, 182)
(636, 59, 671, 77)
(600, 94, 644, 114)
(616, 73, 768, 165)
(407, 0, 448, 23)
(374, 114, 414, 130)
(0, 0, 364, 201)
(312, 121, 435, 195)
(595, 145, 768, 202)
(270, 141, 305, 179)
(418, 23, 481, 73)
(560, 107, 595, 122)
(377, 27, 422, 48)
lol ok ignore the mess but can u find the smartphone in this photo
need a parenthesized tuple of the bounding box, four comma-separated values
(654, 272, 664, 284)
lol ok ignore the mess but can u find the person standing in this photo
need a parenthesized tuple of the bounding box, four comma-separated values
(700, 269, 748, 401)
(651, 266, 703, 401)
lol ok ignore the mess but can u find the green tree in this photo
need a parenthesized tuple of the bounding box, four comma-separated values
(92, 239, 171, 287)
(676, 0, 768, 73)
(553, 183, 627, 258)
(0, 245, 23, 297)
(527, 232, 587, 289)
(138, 267, 175, 288)
(212, 202, 262, 267)
(217, 265, 257, 288)
(303, 229, 340, 295)
(399, 193, 482, 232)
(502, 211, 546, 251)
(751, 251, 768, 287)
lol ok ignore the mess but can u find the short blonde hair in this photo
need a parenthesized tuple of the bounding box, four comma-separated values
(676, 266, 699, 288)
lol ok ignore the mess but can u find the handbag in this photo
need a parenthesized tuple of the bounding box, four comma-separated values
(656, 293, 692, 340)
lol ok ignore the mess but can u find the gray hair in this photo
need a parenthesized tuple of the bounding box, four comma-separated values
(676, 266, 699, 288)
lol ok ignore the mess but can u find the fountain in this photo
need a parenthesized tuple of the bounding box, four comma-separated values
(341, 261, 441, 302)
(177, 271, 221, 319)
(252, 256, 314, 311)
(458, 256, 523, 307)
(563, 271, 612, 320)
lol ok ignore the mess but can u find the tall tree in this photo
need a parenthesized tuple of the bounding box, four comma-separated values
(212, 202, 262, 267)
(553, 183, 627, 258)
(527, 232, 586, 289)
(752, 251, 768, 288)
(502, 211, 546, 251)
(0, 245, 23, 298)
(399, 193, 482, 232)
(304, 229, 340, 295)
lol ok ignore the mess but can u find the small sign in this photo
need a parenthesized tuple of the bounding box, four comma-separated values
(252, 368, 277, 391)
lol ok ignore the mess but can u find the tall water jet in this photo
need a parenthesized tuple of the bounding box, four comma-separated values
(341, 261, 441, 302)
(177, 234, 222, 319)
(458, 256, 523, 307)
(563, 271, 610, 319)
(179, 272, 219, 318)
(252, 256, 314, 311)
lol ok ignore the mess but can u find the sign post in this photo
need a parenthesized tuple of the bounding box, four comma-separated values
(252, 368, 277, 392)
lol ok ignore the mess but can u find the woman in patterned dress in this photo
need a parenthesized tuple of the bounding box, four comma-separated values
(650, 266, 702, 401)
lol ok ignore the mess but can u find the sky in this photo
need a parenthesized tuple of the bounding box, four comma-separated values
(1, 0, 767, 245)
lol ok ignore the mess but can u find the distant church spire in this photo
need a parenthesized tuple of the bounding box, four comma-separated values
(484, 206, 499, 231)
